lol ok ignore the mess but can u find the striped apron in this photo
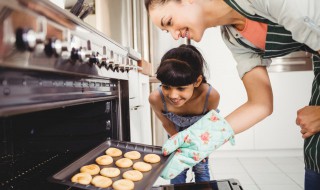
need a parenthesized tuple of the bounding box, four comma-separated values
(224, 0, 320, 173)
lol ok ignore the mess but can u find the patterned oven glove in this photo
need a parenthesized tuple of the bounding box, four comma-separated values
(161, 109, 235, 179)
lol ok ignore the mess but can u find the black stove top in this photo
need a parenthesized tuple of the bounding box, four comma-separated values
(151, 179, 242, 190)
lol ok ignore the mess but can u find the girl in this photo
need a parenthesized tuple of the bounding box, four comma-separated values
(145, 0, 320, 189)
(149, 44, 220, 184)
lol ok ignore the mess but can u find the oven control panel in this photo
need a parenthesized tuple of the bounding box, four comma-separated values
(0, 0, 140, 80)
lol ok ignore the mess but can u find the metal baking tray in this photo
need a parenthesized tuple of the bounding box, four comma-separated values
(49, 139, 174, 190)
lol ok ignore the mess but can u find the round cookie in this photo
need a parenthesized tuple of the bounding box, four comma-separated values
(71, 172, 92, 185)
(123, 170, 143, 182)
(106, 147, 122, 157)
(91, 175, 112, 188)
(133, 161, 152, 172)
(96, 155, 113, 165)
(144, 154, 161, 164)
(100, 167, 121, 178)
(124, 151, 141, 160)
(115, 158, 133, 168)
(80, 164, 100, 175)
(112, 179, 134, 190)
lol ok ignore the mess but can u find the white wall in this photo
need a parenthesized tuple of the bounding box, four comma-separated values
(193, 27, 313, 151)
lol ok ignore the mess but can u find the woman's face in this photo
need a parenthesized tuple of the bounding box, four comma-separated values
(161, 84, 195, 107)
(149, 0, 207, 42)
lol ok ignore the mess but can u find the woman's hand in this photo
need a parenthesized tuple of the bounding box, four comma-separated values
(161, 110, 235, 179)
(296, 106, 320, 138)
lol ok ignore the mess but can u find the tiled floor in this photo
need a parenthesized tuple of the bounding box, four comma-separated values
(154, 155, 305, 190)
(209, 156, 304, 190)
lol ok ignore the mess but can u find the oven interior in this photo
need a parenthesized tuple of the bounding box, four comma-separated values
(0, 67, 130, 190)
(0, 99, 121, 189)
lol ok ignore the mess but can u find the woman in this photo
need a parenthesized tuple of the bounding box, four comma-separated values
(145, 0, 320, 189)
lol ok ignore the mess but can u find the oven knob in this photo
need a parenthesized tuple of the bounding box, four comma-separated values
(107, 50, 115, 70)
(88, 52, 98, 65)
(125, 58, 130, 72)
(78, 48, 86, 62)
(95, 53, 104, 67)
(61, 45, 70, 60)
(15, 28, 37, 51)
(44, 38, 61, 57)
(119, 65, 125, 72)
(119, 57, 126, 73)
(100, 56, 108, 68)
(113, 62, 120, 72)
(70, 47, 85, 61)
(89, 56, 97, 64)
(70, 48, 78, 61)
(112, 54, 121, 72)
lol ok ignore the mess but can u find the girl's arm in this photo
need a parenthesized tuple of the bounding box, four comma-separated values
(225, 66, 273, 134)
(149, 91, 178, 136)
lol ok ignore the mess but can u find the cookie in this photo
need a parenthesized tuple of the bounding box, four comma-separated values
(133, 161, 152, 172)
(100, 167, 121, 178)
(115, 158, 133, 168)
(71, 172, 92, 185)
(96, 155, 113, 165)
(123, 170, 143, 182)
(106, 147, 122, 157)
(80, 164, 100, 175)
(112, 179, 134, 190)
(144, 154, 161, 164)
(91, 175, 112, 188)
(124, 151, 141, 160)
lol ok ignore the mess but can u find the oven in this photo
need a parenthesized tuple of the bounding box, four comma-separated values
(0, 0, 133, 189)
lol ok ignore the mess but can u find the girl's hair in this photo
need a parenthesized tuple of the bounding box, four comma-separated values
(145, 0, 180, 12)
(156, 44, 208, 86)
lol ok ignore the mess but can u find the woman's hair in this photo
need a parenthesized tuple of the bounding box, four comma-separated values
(145, 0, 180, 12)
(156, 44, 208, 86)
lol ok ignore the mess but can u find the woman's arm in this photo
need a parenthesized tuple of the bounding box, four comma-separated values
(149, 91, 178, 136)
(225, 66, 273, 134)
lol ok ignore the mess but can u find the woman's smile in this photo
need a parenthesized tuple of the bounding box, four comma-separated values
(180, 28, 190, 39)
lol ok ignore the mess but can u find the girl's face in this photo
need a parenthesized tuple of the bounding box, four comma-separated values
(149, 0, 207, 42)
(161, 84, 195, 107)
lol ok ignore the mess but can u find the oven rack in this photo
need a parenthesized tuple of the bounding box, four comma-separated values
(0, 150, 80, 190)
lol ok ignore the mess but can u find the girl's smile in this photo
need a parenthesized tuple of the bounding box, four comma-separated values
(169, 98, 183, 106)
(161, 84, 195, 107)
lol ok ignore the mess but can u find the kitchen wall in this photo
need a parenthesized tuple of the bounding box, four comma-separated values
(192, 27, 313, 154)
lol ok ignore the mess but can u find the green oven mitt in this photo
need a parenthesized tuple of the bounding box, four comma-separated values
(161, 110, 235, 179)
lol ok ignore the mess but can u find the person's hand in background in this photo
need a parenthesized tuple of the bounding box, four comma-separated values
(161, 110, 235, 179)
(296, 106, 320, 138)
